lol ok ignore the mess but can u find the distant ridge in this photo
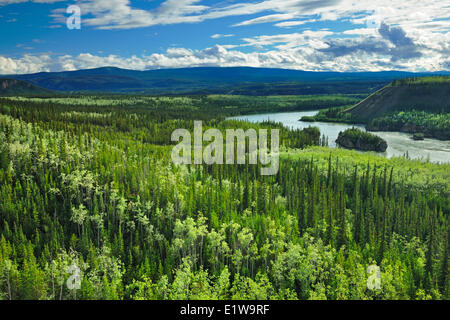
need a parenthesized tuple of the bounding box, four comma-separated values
(0, 78, 53, 96)
(344, 76, 450, 121)
(3, 67, 449, 95)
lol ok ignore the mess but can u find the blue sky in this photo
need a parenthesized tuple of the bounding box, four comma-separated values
(0, 0, 449, 74)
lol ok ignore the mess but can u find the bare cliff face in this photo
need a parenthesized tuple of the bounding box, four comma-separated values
(0, 79, 51, 96)
(1, 79, 21, 90)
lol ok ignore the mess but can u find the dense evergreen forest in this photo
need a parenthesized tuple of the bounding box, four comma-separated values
(0, 95, 448, 300)
(367, 111, 450, 140)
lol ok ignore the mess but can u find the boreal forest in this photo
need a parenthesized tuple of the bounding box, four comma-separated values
(0, 94, 448, 300)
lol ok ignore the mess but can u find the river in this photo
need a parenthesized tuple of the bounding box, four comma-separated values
(229, 111, 450, 164)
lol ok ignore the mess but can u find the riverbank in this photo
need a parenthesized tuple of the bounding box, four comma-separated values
(302, 108, 450, 141)
(230, 110, 450, 163)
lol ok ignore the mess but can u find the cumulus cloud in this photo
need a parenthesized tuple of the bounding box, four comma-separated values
(0, 54, 53, 74)
(319, 37, 390, 57)
(378, 23, 422, 61)
(1, 38, 448, 75)
(241, 30, 334, 50)
(39, 0, 450, 71)
(1, 1, 449, 73)
(319, 23, 422, 62)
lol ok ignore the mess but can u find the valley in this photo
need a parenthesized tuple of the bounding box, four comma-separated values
(1, 0, 449, 307)
(0, 89, 448, 300)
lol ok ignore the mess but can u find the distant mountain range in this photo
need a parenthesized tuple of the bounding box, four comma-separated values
(2, 67, 450, 95)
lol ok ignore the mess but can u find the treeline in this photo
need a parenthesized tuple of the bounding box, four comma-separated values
(301, 106, 352, 123)
(0, 96, 448, 300)
(203, 95, 361, 116)
(303, 106, 450, 141)
(391, 76, 450, 86)
(0, 99, 320, 149)
(0, 93, 360, 119)
(367, 111, 450, 140)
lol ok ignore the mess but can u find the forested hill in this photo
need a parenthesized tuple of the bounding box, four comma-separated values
(344, 76, 450, 122)
(3, 67, 448, 95)
(0, 78, 53, 96)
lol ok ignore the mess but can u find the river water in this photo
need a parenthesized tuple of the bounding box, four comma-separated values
(229, 111, 450, 164)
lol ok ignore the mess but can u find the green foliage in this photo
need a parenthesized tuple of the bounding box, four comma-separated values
(368, 111, 450, 140)
(0, 94, 448, 300)
(301, 106, 353, 123)
(205, 95, 361, 115)
(336, 128, 387, 152)
(391, 76, 450, 86)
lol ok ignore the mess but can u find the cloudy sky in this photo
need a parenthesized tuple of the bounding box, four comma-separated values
(0, 0, 449, 74)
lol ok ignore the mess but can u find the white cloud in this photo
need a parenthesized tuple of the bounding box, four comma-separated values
(67, 0, 154, 30)
(0, 54, 52, 74)
(50, 0, 210, 30)
(3, 0, 450, 36)
(241, 30, 334, 49)
(343, 28, 378, 36)
(1, 0, 449, 73)
(41, 0, 450, 74)
(0, 0, 64, 5)
(6, 0, 449, 56)
(232, 14, 295, 27)
(2, 35, 448, 75)
(275, 20, 314, 28)
(211, 34, 234, 39)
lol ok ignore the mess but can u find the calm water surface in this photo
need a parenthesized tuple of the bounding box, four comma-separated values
(229, 111, 450, 164)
